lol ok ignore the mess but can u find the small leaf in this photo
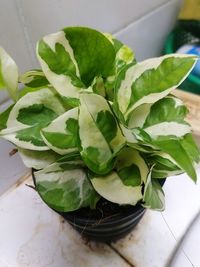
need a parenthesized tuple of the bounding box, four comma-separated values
(143, 167, 165, 211)
(19, 69, 49, 88)
(41, 108, 79, 155)
(0, 47, 19, 101)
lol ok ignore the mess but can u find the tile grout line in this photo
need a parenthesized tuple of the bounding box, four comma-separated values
(113, 0, 175, 36)
(14, 0, 38, 68)
(107, 243, 136, 267)
(161, 212, 195, 266)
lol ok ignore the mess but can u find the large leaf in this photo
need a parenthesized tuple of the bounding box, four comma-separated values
(0, 47, 19, 101)
(114, 54, 197, 122)
(35, 158, 99, 212)
(90, 147, 148, 205)
(78, 93, 125, 174)
(143, 167, 165, 211)
(37, 27, 116, 103)
(128, 96, 191, 139)
(0, 88, 66, 150)
(41, 108, 79, 155)
(90, 171, 142, 205)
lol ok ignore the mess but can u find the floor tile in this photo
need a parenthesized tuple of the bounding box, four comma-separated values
(0, 177, 130, 267)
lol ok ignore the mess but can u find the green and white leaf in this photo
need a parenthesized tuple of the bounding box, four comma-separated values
(78, 93, 125, 174)
(0, 88, 65, 150)
(153, 138, 197, 182)
(128, 96, 191, 139)
(104, 34, 135, 100)
(0, 47, 19, 101)
(37, 27, 115, 103)
(0, 104, 14, 131)
(115, 54, 197, 122)
(116, 147, 149, 184)
(148, 152, 183, 178)
(90, 171, 142, 205)
(35, 161, 99, 212)
(18, 148, 60, 170)
(143, 167, 165, 211)
(41, 108, 79, 155)
(19, 69, 49, 88)
(180, 133, 200, 165)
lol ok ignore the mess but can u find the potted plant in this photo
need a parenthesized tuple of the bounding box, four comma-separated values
(0, 27, 199, 242)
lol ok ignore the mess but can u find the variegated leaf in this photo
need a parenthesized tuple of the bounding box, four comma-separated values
(143, 167, 165, 211)
(90, 147, 148, 205)
(0, 47, 19, 101)
(90, 171, 142, 205)
(153, 138, 197, 182)
(114, 54, 197, 122)
(147, 152, 183, 178)
(104, 34, 135, 101)
(41, 108, 79, 155)
(35, 159, 99, 212)
(128, 96, 191, 139)
(19, 69, 49, 88)
(78, 93, 125, 174)
(37, 27, 115, 104)
(0, 88, 66, 150)
(0, 104, 14, 131)
(116, 147, 149, 184)
(18, 148, 60, 170)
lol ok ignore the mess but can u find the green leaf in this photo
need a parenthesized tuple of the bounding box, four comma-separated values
(78, 93, 125, 174)
(147, 152, 183, 178)
(153, 138, 197, 182)
(35, 161, 99, 212)
(41, 108, 79, 155)
(19, 69, 49, 88)
(116, 147, 149, 184)
(115, 55, 197, 122)
(37, 27, 116, 101)
(143, 168, 165, 211)
(103, 34, 135, 102)
(63, 27, 116, 86)
(0, 47, 19, 101)
(0, 88, 66, 150)
(90, 171, 142, 205)
(0, 104, 14, 131)
(17, 104, 57, 126)
(128, 96, 191, 139)
(180, 133, 200, 164)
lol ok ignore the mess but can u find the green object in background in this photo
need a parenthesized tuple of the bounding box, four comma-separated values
(164, 20, 200, 94)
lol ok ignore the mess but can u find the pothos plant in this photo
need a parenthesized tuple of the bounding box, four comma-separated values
(0, 27, 199, 212)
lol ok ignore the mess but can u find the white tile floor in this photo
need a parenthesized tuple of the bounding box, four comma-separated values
(0, 170, 200, 267)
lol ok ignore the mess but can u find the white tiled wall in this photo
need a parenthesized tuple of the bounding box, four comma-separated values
(0, 0, 182, 193)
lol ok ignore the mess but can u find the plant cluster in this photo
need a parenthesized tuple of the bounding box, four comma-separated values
(0, 27, 199, 212)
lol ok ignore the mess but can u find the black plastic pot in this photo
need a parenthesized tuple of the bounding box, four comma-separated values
(59, 202, 146, 242)
(32, 170, 158, 242)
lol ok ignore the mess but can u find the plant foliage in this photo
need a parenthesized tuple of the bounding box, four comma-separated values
(0, 27, 199, 212)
